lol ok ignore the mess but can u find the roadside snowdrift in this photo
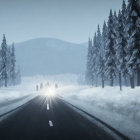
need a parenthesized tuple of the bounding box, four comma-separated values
(55, 85, 140, 140)
(0, 77, 38, 116)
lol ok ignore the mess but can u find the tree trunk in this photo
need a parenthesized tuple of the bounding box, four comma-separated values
(5, 77, 7, 87)
(137, 66, 140, 86)
(102, 73, 104, 88)
(130, 74, 135, 89)
(124, 76, 128, 87)
(110, 75, 113, 87)
(4, 69, 7, 87)
(119, 72, 122, 91)
(96, 76, 98, 87)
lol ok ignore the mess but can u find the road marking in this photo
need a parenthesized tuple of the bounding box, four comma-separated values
(47, 104, 49, 110)
(49, 121, 53, 127)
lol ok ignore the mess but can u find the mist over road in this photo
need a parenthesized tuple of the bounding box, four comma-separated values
(0, 96, 115, 140)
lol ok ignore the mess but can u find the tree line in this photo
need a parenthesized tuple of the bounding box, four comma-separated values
(86, 0, 140, 90)
(0, 35, 21, 87)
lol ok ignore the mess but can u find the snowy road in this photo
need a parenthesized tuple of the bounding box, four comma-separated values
(0, 96, 125, 140)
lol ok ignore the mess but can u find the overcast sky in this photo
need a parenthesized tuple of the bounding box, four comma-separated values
(0, 0, 123, 44)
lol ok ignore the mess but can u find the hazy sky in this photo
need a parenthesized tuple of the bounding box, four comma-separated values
(0, 0, 123, 44)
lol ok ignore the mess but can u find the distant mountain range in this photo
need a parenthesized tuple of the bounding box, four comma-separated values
(15, 38, 87, 76)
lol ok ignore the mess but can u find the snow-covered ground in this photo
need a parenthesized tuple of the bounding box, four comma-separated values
(55, 85, 140, 140)
(0, 74, 140, 140)
(0, 77, 38, 116)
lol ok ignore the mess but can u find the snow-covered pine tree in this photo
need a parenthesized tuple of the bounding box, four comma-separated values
(105, 10, 116, 87)
(113, 11, 119, 85)
(136, 0, 140, 86)
(102, 21, 108, 51)
(96, 25, 103, 87)
(6, 45, 11, 85)
(125, 0, 140, 88)
(1, 35, 8, 87)
(113, 11, 118, 41)
(10, 43, 16, 85)
(92, 33, 99, 86)
(121, 0, 129, 86)
(100, 21, 108, 88)
(116, 10, 128, 91)
(0, 49, 2, 87)
(86, 38, 93, 85)
(113, 11, 118, 50)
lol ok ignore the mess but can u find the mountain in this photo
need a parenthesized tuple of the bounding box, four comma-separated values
(15, 38, 87, 76)
(80, 42, 88, 47)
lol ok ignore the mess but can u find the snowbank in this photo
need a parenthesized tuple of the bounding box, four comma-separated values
(55, 85, 140, 140)
(0, 77, 38, 115)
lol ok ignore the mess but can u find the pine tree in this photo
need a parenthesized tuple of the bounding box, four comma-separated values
(0, 50, 2, 87)
(105, 10, 116, 86)
(122, 0, 127, 23)
(6, 45, 12, 85)
(102, 21, 108, 50)
(96, 25, 103, 87)
(100, 21, 107, 88)
(113, 11, 118, 40)
(121, 0, 129, 86)
(125, 0, 140, 88)
(116, 10, 128, 90)
(10, 43, 16, 85)
(92, 33, 99, 86)
(86, 38, 93, 85)
(1, 35, 8, 87)
(136, 0, 140, 86)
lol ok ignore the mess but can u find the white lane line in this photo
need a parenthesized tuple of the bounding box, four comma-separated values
(47, 104, 49, 110)
(49, 120, 53, 127)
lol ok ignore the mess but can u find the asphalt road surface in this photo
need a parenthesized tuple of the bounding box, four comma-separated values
(0, 96, 116, 140)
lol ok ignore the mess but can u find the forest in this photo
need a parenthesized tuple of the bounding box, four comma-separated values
(86, 0, 140, 90)
(0, 35, 21, 87)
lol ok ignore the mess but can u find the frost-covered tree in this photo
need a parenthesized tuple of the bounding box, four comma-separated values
(102, 21, 108, 50)
(121, 0, 129, 86)
(113, 11, 118, 42)
(0, 35, 21, 87)
(85, 0, 140, 90)
(10, 44, 16, 85)
(98, 51, 105, 88)
(135, 0, 140, 86)
(1, 35, 8, 87)
(100, 21, 108, 88)
(6, 45, 12, 85)
(116, 10, 128, 90)
(86, 38, 93, 84)
(97, 25, 104, 87)
(0, 50, 3, 87)
(92, 33, 99, 86)
(122, 0, 127, 23)
(125, 0, 140, 88)
(113, 11, 118, 50)
(105, 10, 116, 86)
(96, 25, 102, 51)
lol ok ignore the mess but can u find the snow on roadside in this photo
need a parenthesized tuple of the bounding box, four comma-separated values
(55, 85, 140, 140)
(0, 77, 37, 103)
(0, 77, 38, 115)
